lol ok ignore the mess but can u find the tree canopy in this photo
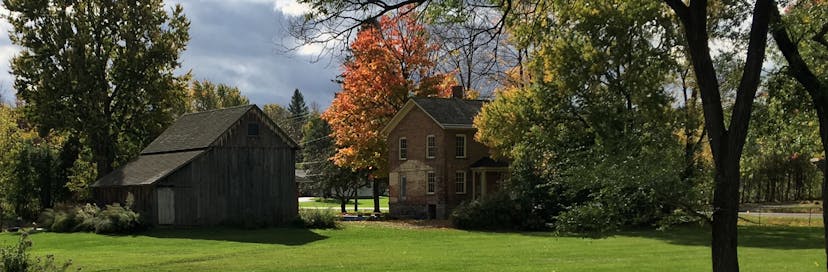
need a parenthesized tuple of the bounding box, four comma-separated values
(4, 0, 191, 177)
(185, 79, 250, 113)
(322, 8, 454, 175)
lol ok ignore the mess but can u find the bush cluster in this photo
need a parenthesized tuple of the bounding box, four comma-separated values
(296, 209, 338, 229)
(38, 203, 143, 234)
(450, 193, 546, 231)
(0, 232, 74, 272)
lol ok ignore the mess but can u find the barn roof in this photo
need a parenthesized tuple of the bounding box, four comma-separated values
(91, 150, 205, 187)
(93, 105, 297, 188)
(141, 105, 255, 154)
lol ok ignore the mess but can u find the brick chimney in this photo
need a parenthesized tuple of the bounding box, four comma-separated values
(451, 86, 464, 99)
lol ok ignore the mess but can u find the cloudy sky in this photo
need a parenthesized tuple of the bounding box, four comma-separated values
(0, 0, 340, 108)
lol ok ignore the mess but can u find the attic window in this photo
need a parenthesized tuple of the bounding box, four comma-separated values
(247, 123, 259, 136)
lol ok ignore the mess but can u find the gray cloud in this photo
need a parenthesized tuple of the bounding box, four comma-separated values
(0, 0, 341, 108)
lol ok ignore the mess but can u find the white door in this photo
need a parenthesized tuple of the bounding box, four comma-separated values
(157, 188, 175, 225)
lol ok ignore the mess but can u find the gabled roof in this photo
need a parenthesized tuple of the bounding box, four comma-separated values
(141, 105, 297, 154)
(381, 97, 485, 136)
(91, 150, 205, 187)
(92, 105, 298, 188)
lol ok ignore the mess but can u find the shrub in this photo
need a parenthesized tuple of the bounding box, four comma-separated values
(0, 232, 74, 272)
(37, 203, 143, 234)
(297, 209, 338, 229)
(554, 202, 619, 235)
(450, 193, 546, 231)
(90, 203, 142, 234)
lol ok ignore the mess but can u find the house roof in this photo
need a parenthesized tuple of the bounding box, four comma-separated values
(412, 97, 484, 127)
(91, 150, 205, 187)
(381, 98, 485, 136)
(470, 156, 509, 169)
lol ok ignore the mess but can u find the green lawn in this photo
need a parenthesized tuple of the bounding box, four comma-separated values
(298, 196, 389, 210)
(0, 223, 824, 271)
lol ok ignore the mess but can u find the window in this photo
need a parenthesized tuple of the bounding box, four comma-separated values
(400, 174, 407, 198)
(247, 123, 259, 136)
(455, 134, 466, 158)
(399, 137, 408, 160)
(426, 135, 436, 159)
(455, 171, 466, 194)
(427, 171, 436, 194)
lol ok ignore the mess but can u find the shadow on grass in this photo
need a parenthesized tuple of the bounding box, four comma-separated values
(141, 227, 329, 246)
(616, 225, 824, 250)
(511, 224, 823, 250)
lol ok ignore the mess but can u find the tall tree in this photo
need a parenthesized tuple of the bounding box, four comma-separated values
(288, 89, 309, 161)
(186, 79, 250, 112)
(474, 0, 708, 233)
(4, 0, 191, 177)
(302, 112, 365, 212)
(767, 0, 828, 267)
(661, 1, 771, 271)
(322, 8, 453, 213)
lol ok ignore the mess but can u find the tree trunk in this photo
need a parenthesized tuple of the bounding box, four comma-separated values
(90, 129, 116, 179)
(663, 1, 770, 271)
(711, 153, 741, 272)
(372, 175, 381, 213)
(340, 199, 347, 214)
(821, 122, 828, 271)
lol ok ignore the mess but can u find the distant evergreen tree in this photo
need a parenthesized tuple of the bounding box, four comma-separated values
(289, 89, 309, 118)
(288, 89, 309, 161)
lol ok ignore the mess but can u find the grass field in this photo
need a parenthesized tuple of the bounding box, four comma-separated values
(298, 196, 389, 210)
(0, 222, 824, 271)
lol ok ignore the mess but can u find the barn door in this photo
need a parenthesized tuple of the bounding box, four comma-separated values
(157, 187, 175, 225)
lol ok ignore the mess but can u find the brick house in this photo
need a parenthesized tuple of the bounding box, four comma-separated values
(381, 89, 508, 219)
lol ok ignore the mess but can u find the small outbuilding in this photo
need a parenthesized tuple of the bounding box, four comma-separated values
(91, 105, 299, 226)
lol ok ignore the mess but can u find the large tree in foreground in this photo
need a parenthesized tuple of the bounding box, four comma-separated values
(662, 0, 771, 271)
(4, 0, 190, 177)
(322, 8, 453, 213)
(767, 0, 828, 268)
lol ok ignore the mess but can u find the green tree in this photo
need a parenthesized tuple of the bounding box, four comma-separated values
(302, 112, 365, 213)
(474, 0, 706, 233)
(186, 80, 250, 112)
(263, 103, 290, 124)
(767, 0, 828, 267)
(4, 0, 191, 177)
(0, 106, 69, 219)
(287, 89, 309, 151)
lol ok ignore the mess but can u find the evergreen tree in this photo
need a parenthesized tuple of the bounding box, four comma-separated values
(288, 89, 309, 161)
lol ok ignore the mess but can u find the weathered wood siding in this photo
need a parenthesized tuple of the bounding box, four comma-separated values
(156, 110, 297, 226)
(93, 185, 157, 224)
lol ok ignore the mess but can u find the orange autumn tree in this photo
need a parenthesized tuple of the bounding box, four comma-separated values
(323, 8, 454, 212)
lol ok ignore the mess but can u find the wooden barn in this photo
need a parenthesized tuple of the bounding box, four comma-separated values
(91, 105, 299, 226)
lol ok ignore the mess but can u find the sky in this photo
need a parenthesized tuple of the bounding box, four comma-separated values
(0, 0, 340, 108)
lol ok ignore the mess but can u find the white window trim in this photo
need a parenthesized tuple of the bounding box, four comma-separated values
(426, 171, 436, 195)
(426, 135, 436, 159)
(455, 134, 467, 158)
(455, 171, 466, 194)
(399, 137, 408, 160)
